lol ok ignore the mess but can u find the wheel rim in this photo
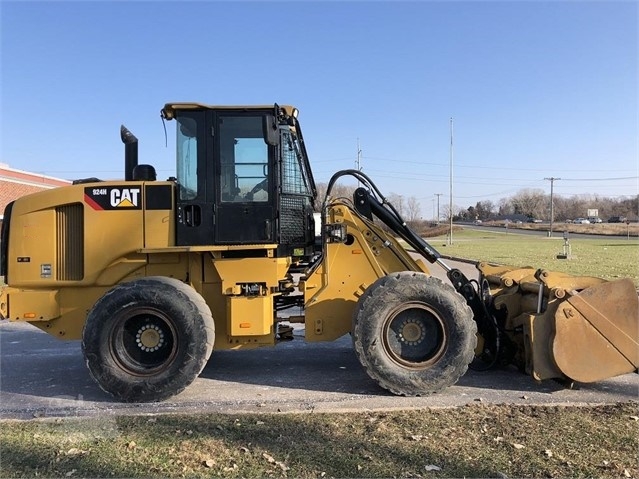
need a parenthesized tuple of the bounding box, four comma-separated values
(383, 301, 447, 368)
(109, 307, 177, 376)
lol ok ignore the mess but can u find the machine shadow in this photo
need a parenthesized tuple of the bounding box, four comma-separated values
(197, 333, 636, 398)
(2, 325, 636, 410)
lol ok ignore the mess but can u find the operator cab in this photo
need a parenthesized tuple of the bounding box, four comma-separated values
(161, 103, 317, 258)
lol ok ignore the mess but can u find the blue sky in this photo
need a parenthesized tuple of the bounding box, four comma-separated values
(1, 1, 637, 217)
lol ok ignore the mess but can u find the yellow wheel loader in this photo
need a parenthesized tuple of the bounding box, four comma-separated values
(0, 103, 637, 402)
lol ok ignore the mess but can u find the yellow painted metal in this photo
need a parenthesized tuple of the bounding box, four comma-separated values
(144, 208, 175, 248)
(0, 289, 7, 319)
(554, 278, 639, 382)
(303, 200, 430, 342)
(95, 254, 147, 285)
(203, 254, 287, 349)
(138, 244, 279, 254)
(4, 288, 60, 321)
(227, 296, 273, 336)
(482, 263, 639, 384)
(161, 103, 298, 120)
(5, 181, 159, 288)
(30, 286, 111, 339)
(208, 257, 290, 295)
(480, 263, 537, 288)
(7, 209, 57, 285)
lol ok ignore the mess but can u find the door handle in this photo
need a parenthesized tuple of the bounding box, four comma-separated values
(265, 219, 271, 240)
(184, 205, 201, 227)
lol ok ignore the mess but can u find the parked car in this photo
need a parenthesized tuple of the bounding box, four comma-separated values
(608, 216, 627, 223)
(527, 218, 543, 223)
(588, 217, 603, 223)
(573, 218, 590, 224)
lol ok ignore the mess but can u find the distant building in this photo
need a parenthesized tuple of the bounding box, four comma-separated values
(0, 163, 71, 220)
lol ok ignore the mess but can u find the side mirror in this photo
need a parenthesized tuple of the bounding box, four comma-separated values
(262, 115, 279, 146)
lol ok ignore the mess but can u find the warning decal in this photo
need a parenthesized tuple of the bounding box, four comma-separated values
(84, 186, 142, 210)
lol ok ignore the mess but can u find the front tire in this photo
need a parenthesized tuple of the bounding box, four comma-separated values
(82, 276, 215, 402)
(352, 272, 476, 396)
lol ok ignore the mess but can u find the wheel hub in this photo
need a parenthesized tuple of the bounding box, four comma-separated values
(136, 324, 165, 352)
(384, 302, 447, 367)
(398, 319, 426, 345)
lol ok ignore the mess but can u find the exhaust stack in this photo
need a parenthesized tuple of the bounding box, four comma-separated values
(120, 125, 138, 181)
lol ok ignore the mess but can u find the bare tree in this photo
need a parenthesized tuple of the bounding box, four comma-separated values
(510, 188, 547, 219)
(498, 197, 514, 216)
(313, 182, 328, 212)
(475, 200, 495, 220)
(313, 182, 358, 212)
(406, 196, 421, 224)
(465, 192, 639, 222)
(387, 193, 405, 216)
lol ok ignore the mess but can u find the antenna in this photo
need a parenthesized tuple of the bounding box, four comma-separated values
(356, 138, 362, 187)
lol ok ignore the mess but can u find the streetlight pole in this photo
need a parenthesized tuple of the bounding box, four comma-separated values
(544, 177, 561, 237)
(435, 193, 442, 224)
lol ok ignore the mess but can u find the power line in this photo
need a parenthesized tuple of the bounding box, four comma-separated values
(559, 176, 638, 181)
(360, 156, 637, 174)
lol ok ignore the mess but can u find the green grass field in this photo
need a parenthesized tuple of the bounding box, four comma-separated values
(426, 229, 639, 286)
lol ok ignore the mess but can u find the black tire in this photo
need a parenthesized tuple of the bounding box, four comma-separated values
(82, 276, 215, 402)
(352, 271, 476, 396)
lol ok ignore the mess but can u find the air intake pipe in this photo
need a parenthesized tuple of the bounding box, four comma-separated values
(120, 125, 138, 181)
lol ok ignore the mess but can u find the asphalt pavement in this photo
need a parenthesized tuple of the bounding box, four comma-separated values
(1, 255, 637, 420)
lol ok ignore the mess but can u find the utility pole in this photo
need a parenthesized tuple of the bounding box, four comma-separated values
(448, 117, 454, 245)
(432, 198, 435, 222)
(544, 177, 561, 237)
(435, 193, 443, 224)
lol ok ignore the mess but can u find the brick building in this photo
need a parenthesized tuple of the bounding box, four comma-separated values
(0, 163, 71, 220)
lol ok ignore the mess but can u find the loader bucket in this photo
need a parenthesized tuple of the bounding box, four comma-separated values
(478, 263, 639, 384)
(553, 278, 639, 383)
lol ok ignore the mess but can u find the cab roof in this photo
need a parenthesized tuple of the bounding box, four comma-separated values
(161, 103, 297, 120)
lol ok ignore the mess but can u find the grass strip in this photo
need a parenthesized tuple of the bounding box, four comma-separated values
(1, 403, 638, 478)
(422, 229, 639, 286)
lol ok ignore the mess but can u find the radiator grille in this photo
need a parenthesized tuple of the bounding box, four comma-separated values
(56, 203, 84, 281)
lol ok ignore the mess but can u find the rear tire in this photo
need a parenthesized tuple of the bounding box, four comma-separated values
(352, 272, 476, 395)
(82, 277, 215, 402)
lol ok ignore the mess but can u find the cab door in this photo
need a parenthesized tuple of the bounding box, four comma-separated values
(214, 113, 276, 244)
(174, 110, 216, 246)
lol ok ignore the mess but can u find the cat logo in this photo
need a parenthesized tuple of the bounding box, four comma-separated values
(110, 188, 140, 208)
(84, 186, 142, 211)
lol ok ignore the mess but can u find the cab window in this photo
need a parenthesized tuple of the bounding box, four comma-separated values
(219, 116, 269, 202)
(176, 113, 202, 200)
